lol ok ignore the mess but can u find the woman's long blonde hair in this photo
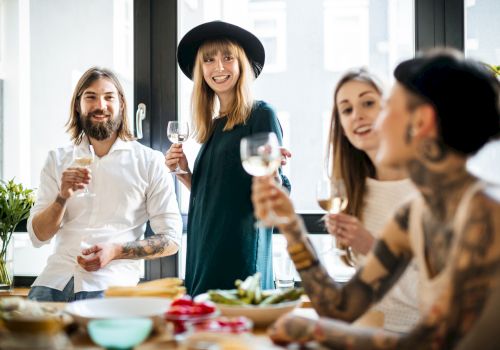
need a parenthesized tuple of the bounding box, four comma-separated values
(191, 39, 254, 143)
(326, 68, 384, 266)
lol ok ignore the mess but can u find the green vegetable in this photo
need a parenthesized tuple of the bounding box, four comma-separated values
(260, 287, 303, 306)
(207, 273, 304, 307)
(207, 290, 246, 305)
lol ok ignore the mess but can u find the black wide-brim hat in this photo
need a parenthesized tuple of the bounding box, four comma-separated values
(177, 21, 265, 80)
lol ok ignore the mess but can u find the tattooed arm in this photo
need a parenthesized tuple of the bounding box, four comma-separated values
(268, 191, 500, 349)
(76, 235, 179, 272)
(252, 176, 413, 320)
(282, 212, 413, 321)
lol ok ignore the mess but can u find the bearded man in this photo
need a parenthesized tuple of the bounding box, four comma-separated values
(27, 67, 182, 301)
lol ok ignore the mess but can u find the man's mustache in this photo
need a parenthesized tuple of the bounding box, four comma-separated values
(88, 110, 112, 117)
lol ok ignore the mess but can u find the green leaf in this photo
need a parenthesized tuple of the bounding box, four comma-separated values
(0, 178, 35, 244)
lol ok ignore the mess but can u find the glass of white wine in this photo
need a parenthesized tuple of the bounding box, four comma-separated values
(240, 132, 288, 227)
(73, 144, 96, 197)
(316, 178, 349, 255)
(167, 121, 190, 174)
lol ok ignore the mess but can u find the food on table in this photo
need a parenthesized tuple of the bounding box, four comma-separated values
(193, 316, 253, 334)
(164, 296, 218, 334)
(207, 273, 303, 306)
(0, 297, 60, 320)
(104, 277, 186, 298)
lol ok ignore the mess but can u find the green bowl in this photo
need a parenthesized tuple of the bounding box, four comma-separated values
(87, 318, 153, 350)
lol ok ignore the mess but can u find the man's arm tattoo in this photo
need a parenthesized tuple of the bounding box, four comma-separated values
(55, 194, 67, 207)
(121, 235, 170, 259)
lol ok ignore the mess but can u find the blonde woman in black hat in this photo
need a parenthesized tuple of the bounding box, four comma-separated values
(251, 49, 500, 348)
(166, 21, 289, 296)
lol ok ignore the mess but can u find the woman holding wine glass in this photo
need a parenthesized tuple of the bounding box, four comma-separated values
(165, 21, 289, 296)
(319, 68, 420, 332)
(252, 69, 419, 332)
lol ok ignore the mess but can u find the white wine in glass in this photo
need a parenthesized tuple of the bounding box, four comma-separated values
(73, 144, 96, 197)
(167, 121, 190, 174)
(240, 132, 288, 227)
(316, 178, 348, 255)
(241, 154, 282, 177)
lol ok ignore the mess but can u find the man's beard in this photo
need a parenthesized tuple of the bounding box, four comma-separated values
(81, 109, 122, 140)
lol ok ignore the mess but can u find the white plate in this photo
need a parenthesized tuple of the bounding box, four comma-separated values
(65, 297, 170, 326)
(196, 293, 301, 327)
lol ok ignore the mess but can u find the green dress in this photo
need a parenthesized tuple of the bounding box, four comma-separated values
(185, 101, 288, 296)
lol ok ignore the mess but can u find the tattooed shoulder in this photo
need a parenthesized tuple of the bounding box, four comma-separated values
(394, 202, 411, 232)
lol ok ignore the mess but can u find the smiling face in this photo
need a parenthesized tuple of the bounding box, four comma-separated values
(79, 78, 122, 140)
(336, 80, 382, 154)
(201, 49, 240, 99)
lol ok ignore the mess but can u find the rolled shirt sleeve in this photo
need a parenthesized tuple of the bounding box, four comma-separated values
(27, 150, 64, 248)
(146, 151, 183, 248)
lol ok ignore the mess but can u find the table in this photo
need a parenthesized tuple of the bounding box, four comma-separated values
(0, 301, 318, 349)
(68, 308, 319, 349)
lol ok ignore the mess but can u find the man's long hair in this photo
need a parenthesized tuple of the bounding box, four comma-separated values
(66, 67, 135, 144)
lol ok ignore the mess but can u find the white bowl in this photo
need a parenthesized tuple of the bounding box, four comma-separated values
(196, 293, 301, 327)
(65, 297, 170, 326)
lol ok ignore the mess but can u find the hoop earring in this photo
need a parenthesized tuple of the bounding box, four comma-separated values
(419, 138, 447, 162)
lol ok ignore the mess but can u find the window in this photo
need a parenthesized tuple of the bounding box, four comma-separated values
(2, 0, 135, 279)
(465, 0, 500, 186)
(178, 0, 414, 215)
(113, 0, 134, 81)
(0, 0, 4, 78)
(324, 0, 370, 72)
(248, 1, 287, 72)
(177, 0, 414, 281)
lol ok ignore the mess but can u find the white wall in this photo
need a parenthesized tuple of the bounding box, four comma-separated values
(3, 0, 133, 189)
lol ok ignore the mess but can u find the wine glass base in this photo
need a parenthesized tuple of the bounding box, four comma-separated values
(76, 192, 96, 198)
(170, 169, 189, 175)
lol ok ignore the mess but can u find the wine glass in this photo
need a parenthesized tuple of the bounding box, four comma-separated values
(240, 132, 289, 227)
(316, 178, 349, 255)
(167, 121, 190, 174)
(72, 144, 95, 197)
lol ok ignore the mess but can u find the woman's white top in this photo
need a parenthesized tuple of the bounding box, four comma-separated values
(362, 178, 420, 333)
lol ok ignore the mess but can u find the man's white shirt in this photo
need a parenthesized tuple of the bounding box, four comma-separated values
(27, 138, 182, 292)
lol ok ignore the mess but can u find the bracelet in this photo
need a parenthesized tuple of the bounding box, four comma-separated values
(287, 241, 319, 271)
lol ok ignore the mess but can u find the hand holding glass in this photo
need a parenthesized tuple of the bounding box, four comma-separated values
(316, 178, 349, 255)
(167, 121, 189, 174)
(240, 132, 288, 227)
(72, 144, 95, 197)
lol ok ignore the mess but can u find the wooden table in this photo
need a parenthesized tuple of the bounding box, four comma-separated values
(0, 301, 318, 349)
(68, 308, 319, 349)
(0, 288, 30, 297)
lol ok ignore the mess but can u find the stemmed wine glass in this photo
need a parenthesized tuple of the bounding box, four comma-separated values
(72, 144, 96, 197)
(316, 178, 349, 255)
(167, 121, 190, 174)
(240, 132, 289, 228)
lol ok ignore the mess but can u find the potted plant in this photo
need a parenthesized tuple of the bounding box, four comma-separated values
(485, 64, 500, 77)
(0, 179, 34, 289)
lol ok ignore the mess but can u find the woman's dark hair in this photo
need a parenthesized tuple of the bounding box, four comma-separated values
(394, 48, 500, 155)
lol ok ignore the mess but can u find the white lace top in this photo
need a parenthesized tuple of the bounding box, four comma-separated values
(362, 178, 421, 333)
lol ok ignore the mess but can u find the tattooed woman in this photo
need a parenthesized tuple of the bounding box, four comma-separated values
(252, 49, 500, 349)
